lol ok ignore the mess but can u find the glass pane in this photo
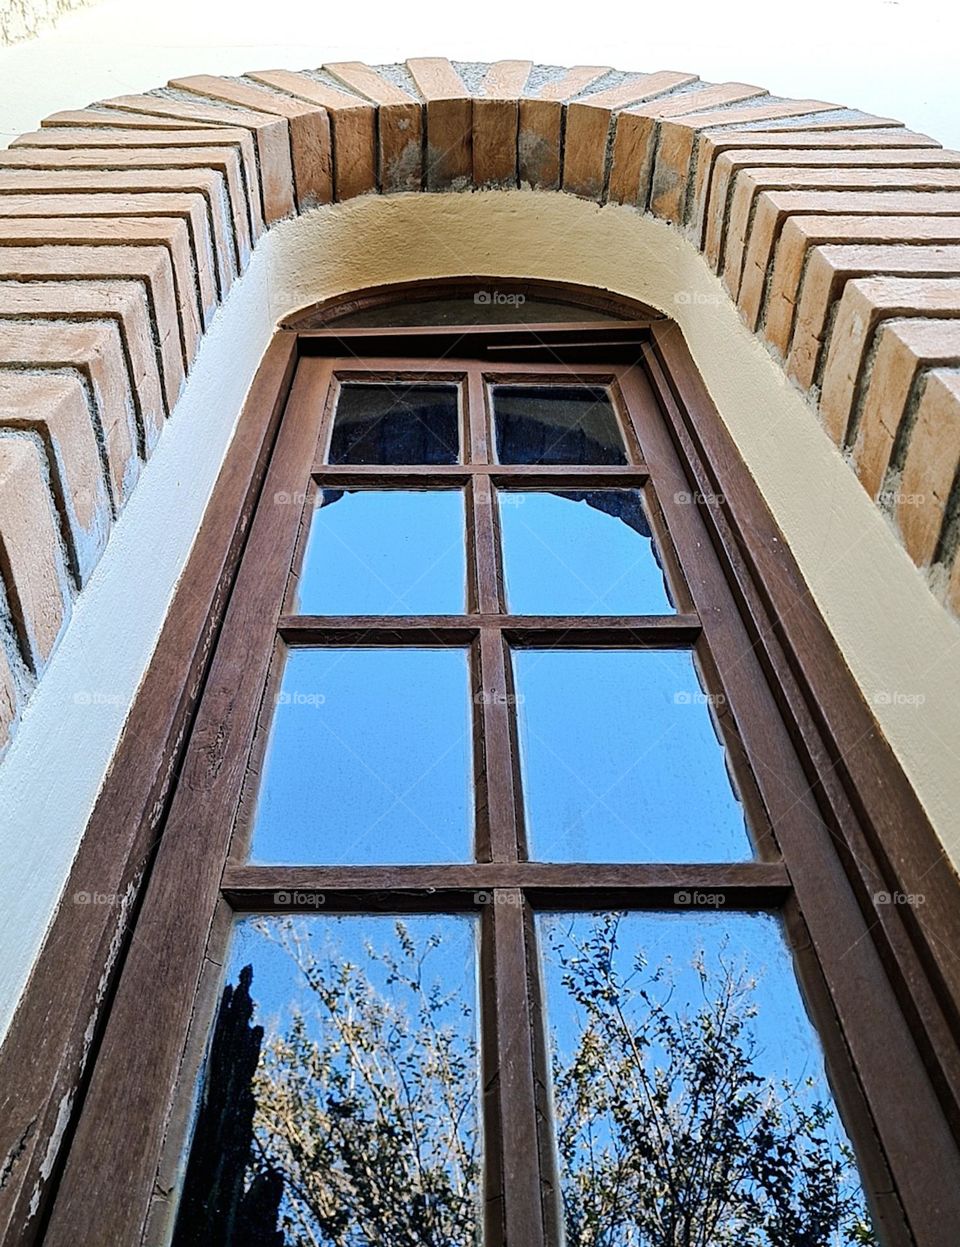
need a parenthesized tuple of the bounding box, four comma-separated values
(325, 295, 624, 327)
(295, 489, 466, 615)
(173, 914, 482, 1246)
(328, 382, 460, 464)
(250, 648, 473, 864)
(538, 911, 875, 1246)
(499, 489, 673, 615)
(512, 648, 750, 861)
(491, 384, 627, 465)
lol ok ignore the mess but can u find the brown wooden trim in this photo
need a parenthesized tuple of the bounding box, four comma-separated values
(281, 276, 665, 329)
(642, 324, 960, 1237)
(309, 464, 650, 483)
(647, 323, 960, 1116)
(0, 331, 299, 1247)
(489, 895, 548, 1247)
(302, 321, 653, 337)
(276, 613, 700, 643)
(220, 861, 792, 906)
(41, 358, 334, 1247)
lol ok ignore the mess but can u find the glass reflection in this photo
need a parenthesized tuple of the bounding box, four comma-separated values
(250, 648, 473, 864)
(295, 490, 466, 615)
(538, 911, 875, 1246)
(498, 489, 673, 615)
(512, 648, 750, 861)
(173, 914, 481, 1246)
(328, 382, 460, 465)
(491, 385, 627, 465)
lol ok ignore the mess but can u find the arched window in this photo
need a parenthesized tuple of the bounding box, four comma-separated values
(22, 283, 960, 1247)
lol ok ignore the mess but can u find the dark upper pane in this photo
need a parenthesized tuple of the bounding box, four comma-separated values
(491, 385, 628, 465)
(512, 648, 750, 861)
(538, 911, 874, 1246)
(173, 914, 481, 1246)
(328, 382, 460, 464)
(499, 489, 674, 615)
(294, 489, 466, 615)
(324, 295, 624, 327)
(249, 647, 473, 864)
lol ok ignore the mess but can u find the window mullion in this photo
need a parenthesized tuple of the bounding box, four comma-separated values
(484, 891, 549, 1247)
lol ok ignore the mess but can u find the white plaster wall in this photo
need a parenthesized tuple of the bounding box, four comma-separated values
(0, 0, 958, 150)
(0, 190, 958, 1042)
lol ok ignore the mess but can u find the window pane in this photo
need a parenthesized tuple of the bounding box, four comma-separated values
(512, 649, 750, 861)
(294, 489, 466, 615)
(250, 648, 473, 864)
(328, 382, 460, 464)
(326, 295, 622, 327)
(491, 384, 627, 465)
(173, 914, 482, 1246)
(499, 489, 673, 615)
(538, 911, 874, 1246)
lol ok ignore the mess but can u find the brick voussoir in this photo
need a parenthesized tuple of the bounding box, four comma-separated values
(850, 318, 960, 501)
(787, 243, 960, 392)
(705, 147, 960, 278)
(0, 243, 184, 419)
(0, 167, 240, 303)
(94, 95, 296, 224)
(0, 148, 250, 278)
(648, 99, 844, 226)
(0, 278, 167, 455)
(0, 371, 113, 585)
(723, 167, 960, 298)
(0, 432, 72, 675)
(745, 197, 960, 353)
(562, 71, 699, 202)
(819, 277, 960, 447)
(0, 321, 142, 511)
(243, 70, 377, 201)
(0, 217, 203, 369)
(13, 125, 265, 243)
(0, 191, 222, 318)
(167, 74, 334, 209)
(895, 368, 960, 567)
(690, 128, 941, 246)
(744, 208, 960, 340)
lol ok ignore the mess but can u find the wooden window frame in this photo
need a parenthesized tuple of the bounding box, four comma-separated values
(3, 282, 960, 1247)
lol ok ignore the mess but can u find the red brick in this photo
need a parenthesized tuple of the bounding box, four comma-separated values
(0, 318, 143, 509)
(851, 318, 960, 498)
(788, 244, 960, 390)
(324, 63, 422, 193)
(0, 243, 183, 415)
(0, 371, 112, 583)
(896, 369, 960, 565)
(0, 433, 71, 671)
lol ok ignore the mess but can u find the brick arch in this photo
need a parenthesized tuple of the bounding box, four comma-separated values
(2, 57, 960, 752)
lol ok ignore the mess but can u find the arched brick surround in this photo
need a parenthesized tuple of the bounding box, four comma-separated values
(2, 57, 960, 753)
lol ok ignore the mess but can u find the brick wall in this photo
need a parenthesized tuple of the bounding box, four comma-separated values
(1, 58, 959, 754)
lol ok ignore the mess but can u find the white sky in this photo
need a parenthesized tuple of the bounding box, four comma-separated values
(1, 0, 958, 149)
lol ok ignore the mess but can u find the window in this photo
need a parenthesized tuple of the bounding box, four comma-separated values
(39, 294, 960, 1247)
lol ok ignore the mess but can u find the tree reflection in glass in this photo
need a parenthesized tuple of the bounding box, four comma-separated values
(538, 911, 877, 1247)
(173, 914, 482, 1247)
(175, 912, 877, 1247)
